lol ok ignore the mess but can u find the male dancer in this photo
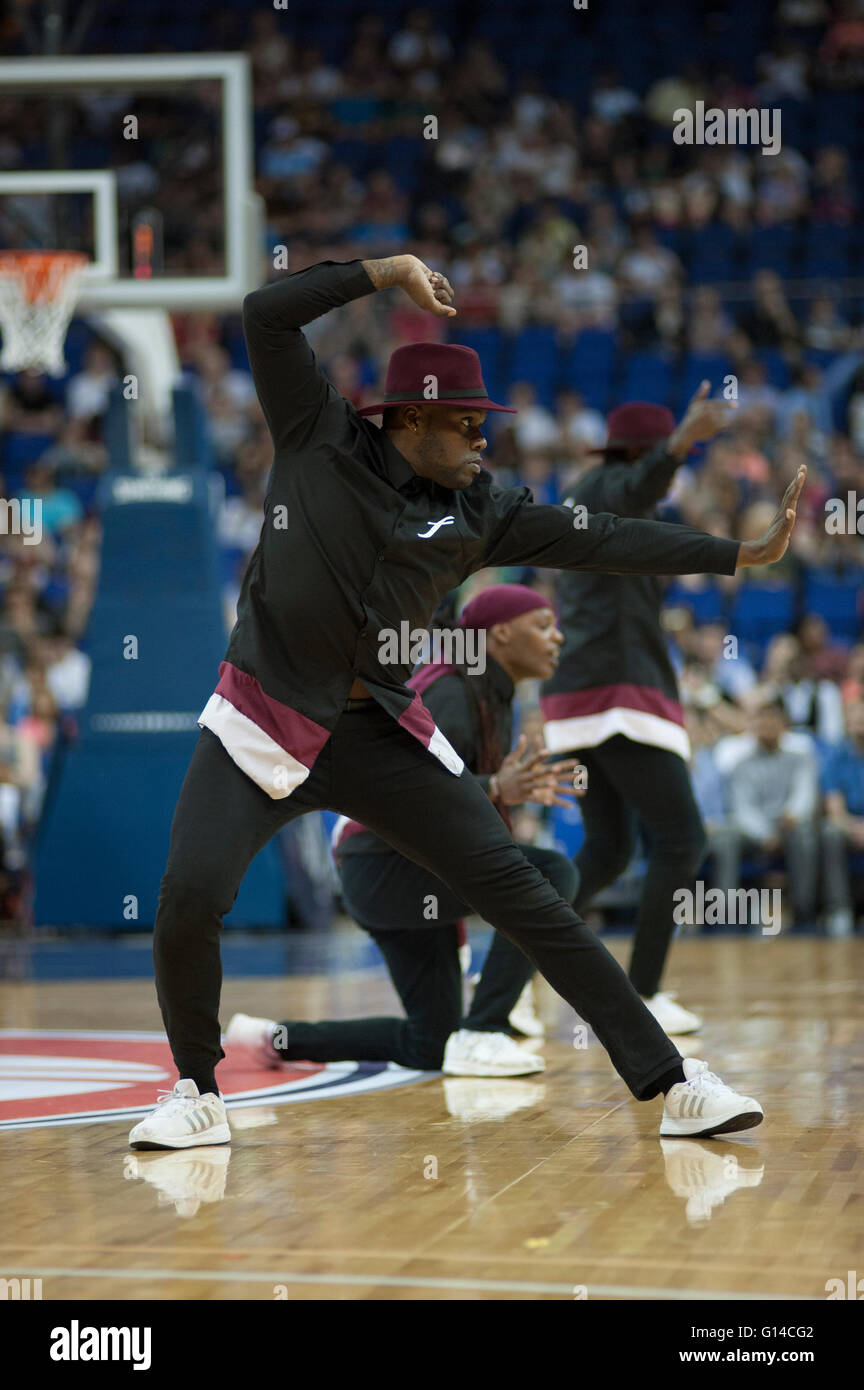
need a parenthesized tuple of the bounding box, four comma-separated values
(227, 584, 579, 1078)
(541, 388, 734, 1034)
(130, 254, 805, 1150)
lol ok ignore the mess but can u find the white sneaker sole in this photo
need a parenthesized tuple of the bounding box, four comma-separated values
(129, 1122, 232, 1151)
(660, 1107, 763, 1139)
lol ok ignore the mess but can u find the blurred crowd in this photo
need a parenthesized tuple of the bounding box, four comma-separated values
(675, 617, 864, 933)
(0, 347, 114, 916)
(1, 0, 864, 926)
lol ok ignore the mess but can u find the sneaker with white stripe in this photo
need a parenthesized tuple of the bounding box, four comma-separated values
(660, 1058, 763, 1138)
(128, 1079, 231, 1150)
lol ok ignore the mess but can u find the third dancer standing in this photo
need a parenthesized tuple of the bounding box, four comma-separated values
(541, 383, 735, 1035)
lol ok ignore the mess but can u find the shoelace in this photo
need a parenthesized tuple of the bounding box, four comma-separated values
(685, 1063, 726, 1094)
(155, 1088, 207, 1115)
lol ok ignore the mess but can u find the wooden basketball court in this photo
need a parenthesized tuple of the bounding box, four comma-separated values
(1, 934, 861, 1302)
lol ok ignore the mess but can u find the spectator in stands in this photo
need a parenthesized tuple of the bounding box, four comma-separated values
(63, 518, 102, 639)
(735, 361, 780, 430)
(687, 287, 734, 355)
(644, 67, 705, 127)
(821, 696, 864, 934)
(65, 343, 120, 432)
(686, 710, 729, 836)
(556, 389, 607, 458)
(245, 10, 296, 105)
(507, 382, 560, 454)
(0, 369, 64, 436)
(757, 37, 811, 98)
(190, 346, 257, 467)
(517, 454, 559, 505)
(218, 463, 268, 556)
(804, 296, 851, 352)
(617, 222, 682, 299)
(387, 8, 452, 73)
(550, 241, 617, 326)
(42, 621, 91, 713)
(16, 668, 58, 825)
(737, 271, 801, 351)
(0, 579, 50, 668)
(691, 622, 760, 703)
(259, 115, 328, 185)
(810, 146, 856, 222)
(796, 611, 851, 681)
(278, 43, 342, 102)
(779, 348, 864, 444)
(762, 631, 846, 743)
(624, 279, 685, 353)
(841, 644, 864, 703)
(16, 460, 84, 539)
(590, 65, 641, 125)
(709, 699, 820, 925)
(0, 696, 40, 868)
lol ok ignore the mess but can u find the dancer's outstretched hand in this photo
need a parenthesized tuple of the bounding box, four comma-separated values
(492, 737, 580, 808)
(737, 466, 807, 568)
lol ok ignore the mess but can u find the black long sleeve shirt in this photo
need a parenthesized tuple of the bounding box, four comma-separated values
(198, 261, 740, 799)
(541, 447, 693, 758)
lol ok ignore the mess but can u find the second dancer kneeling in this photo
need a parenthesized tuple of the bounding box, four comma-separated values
(228, 585, 580, 1077)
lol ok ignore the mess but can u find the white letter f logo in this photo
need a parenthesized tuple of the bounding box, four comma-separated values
(417, 516, 456, 539)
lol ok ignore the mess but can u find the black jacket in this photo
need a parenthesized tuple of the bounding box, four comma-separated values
(199, 261, 738, 799)
(540, 446, 691, 758)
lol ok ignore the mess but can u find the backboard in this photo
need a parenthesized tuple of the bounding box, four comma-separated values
(0, 53, 262, 312)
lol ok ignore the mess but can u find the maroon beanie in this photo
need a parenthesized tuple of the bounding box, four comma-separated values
(458, 583, 552, 631)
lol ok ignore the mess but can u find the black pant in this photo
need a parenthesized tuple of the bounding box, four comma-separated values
(272, 845, 577, 1070)
(153, 707, 682, 1099)
(571, 736, 707, 996)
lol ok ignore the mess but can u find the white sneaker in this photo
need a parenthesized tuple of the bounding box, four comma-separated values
(642, 990, 703, 1035)
(660, 1058, 763, 1138)
(508, 980, 545, 1038)
(225, 1012, 281, 1067)
(128, 1080, 231, 1150)
(442, 1029, 544, 1077)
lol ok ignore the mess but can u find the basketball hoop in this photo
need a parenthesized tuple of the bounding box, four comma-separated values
(0, 251, 87, 377)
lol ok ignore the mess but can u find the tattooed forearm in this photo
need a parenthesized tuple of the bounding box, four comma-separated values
(361, 255, 413, 290)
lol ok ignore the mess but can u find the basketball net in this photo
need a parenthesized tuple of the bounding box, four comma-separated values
(0, 251, 87, 377)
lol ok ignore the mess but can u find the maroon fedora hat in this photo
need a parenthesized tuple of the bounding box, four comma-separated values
(357, 343, 516, 416)
(590, 401, 675, 454)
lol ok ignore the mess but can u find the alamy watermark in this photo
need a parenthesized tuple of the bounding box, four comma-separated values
(825, 492, 864, 534)
(378, 622, 487, 675)
(673, 882, 781, 935)
(0, 497, 42, 544)
(825, 1270, 864, 1299)
(1, 1276, 42, 1299)
(673, 102, 781, 157)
